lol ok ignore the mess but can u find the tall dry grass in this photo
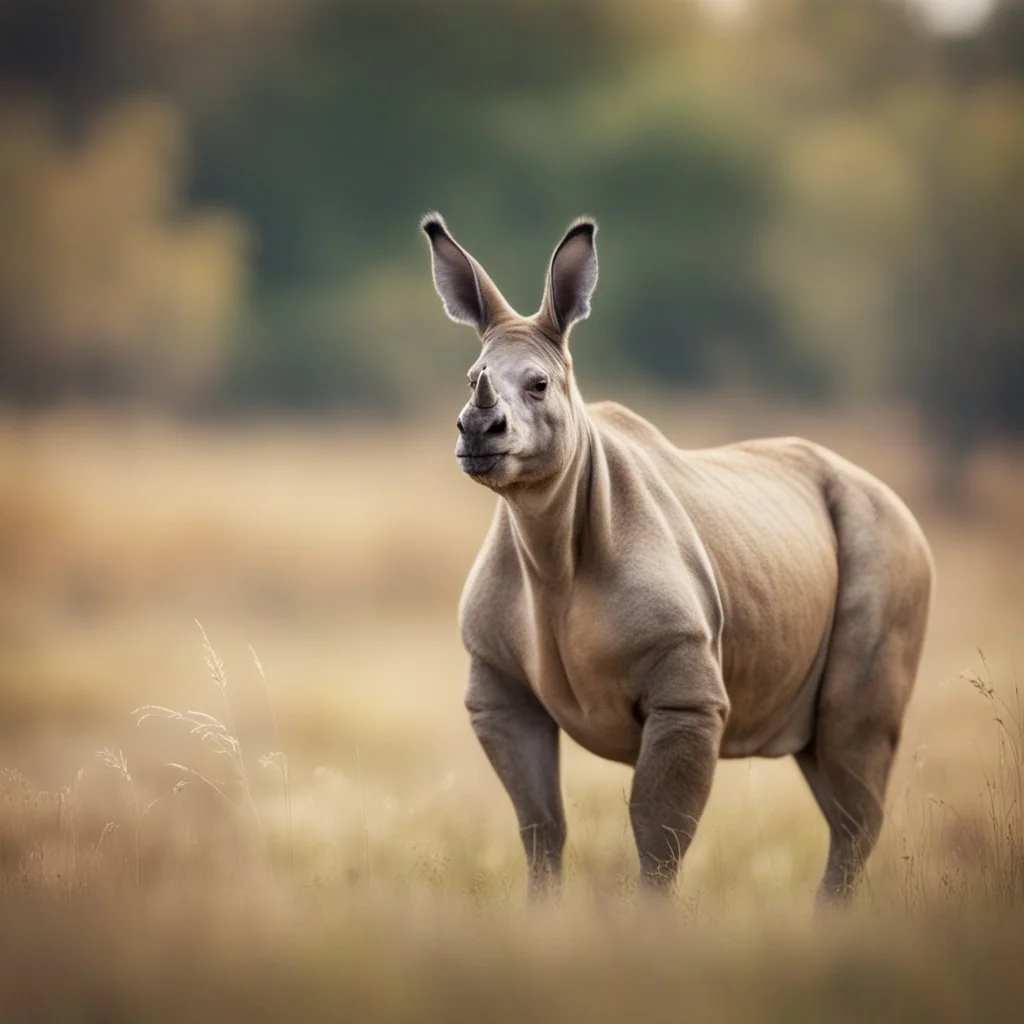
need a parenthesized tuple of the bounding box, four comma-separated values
(2, 630, 1023, 1023)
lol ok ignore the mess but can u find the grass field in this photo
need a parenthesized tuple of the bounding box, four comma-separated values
(1, 399, 1022, 1021)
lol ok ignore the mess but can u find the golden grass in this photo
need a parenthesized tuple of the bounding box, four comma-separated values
(1, 402, 1023, 1021)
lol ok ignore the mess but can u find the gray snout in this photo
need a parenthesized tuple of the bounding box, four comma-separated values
(456, 404, 507, 439)
(457, 368, 508, 441)
(456, 369, 508, 475)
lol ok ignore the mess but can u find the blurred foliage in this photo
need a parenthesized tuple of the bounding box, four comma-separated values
(0, 0, 1021, 449)
(0, 95, 248, 403)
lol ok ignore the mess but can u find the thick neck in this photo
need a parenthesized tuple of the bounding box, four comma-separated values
(501, 391, 607, 589)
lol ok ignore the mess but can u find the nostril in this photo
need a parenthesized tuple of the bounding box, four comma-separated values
(485, 415, 507, 437)
(456, 417, 465, 434)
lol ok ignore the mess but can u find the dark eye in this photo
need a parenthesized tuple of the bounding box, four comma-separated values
(529, 379, 548, 397)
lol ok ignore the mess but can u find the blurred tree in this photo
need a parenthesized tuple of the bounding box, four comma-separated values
(184, 0, 785, 405)
(0, 98, 248, 405)
(719, 0, 1024, 458)
(720, 0, 933, 401)
(0, 0, 1021, 453)
(898, 79, 1024, 458)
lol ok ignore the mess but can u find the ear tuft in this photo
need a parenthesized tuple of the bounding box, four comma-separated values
(565, 216, 598, 242)
(421, 211, 448, 240)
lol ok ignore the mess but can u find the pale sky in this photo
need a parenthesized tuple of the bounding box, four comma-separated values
(700, 0, 997, 34)
(913, 0, 996, 31)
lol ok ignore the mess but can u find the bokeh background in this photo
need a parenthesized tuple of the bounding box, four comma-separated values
(1, 1, 1024, 1020)
(2, 0, 1022, 455)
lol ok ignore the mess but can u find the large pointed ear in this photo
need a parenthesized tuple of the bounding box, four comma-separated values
(421, 213, 513, 334)
(537, 217, 598, 339)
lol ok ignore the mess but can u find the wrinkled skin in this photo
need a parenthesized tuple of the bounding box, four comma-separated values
(422, 213, 934, 902)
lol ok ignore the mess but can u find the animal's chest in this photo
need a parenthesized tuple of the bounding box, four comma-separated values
(512, 572, 692, 763)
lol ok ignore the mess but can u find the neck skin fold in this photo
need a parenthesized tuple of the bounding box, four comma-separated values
(501, 385, 609, 590)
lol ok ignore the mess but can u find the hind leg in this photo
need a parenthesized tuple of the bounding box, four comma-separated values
(798, 470, 933, 903)
(798, 610, 929, 903)
(798, 468, 937, 901)
(796, 720, 895, 903)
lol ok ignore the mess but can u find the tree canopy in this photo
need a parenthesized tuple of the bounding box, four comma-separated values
(0, 0, 1021, 452)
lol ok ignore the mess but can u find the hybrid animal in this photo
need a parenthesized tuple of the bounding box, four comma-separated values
(422, 214, 933, 901)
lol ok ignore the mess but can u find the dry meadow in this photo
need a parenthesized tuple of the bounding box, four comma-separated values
(1, 398, 1023, 1022)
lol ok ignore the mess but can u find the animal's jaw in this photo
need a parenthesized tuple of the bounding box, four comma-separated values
(457, 452, 507, 479)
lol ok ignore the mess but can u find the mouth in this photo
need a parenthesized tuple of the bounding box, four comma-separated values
(456, 452, 507, 477)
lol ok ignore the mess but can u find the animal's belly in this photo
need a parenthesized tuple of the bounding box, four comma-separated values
(554, 706, 643, 764)
(718, 667, 821, 758)
(542, 655, 824, 765)
(533, 671, 643, 765)
(718, 611, 833, 758)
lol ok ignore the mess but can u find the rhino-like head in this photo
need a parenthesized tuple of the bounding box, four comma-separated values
(422, 214, 598, 492)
